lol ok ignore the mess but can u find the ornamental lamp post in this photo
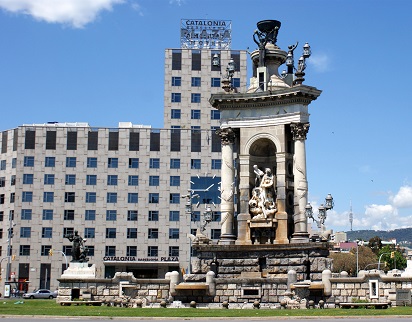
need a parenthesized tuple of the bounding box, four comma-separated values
(212, 53, 220, 67)
(305, 193, 334, 232)
(201, 206, 213, 232)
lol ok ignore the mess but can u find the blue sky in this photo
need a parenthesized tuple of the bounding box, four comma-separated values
(1, 0, 412, 235)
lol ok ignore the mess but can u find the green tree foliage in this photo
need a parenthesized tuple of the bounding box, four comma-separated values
(330, 246, 378, 276)
(368, 236, 383, 255)
(378, 245, 407, 271)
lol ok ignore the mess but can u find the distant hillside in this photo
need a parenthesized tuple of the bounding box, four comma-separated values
(346, 228, 412, 246)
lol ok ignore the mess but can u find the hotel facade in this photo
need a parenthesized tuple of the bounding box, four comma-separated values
(0, 19, 247, 291)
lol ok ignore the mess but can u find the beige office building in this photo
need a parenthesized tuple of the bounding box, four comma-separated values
(0, 19, 247, 292)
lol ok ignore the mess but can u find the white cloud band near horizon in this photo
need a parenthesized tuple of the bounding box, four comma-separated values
(0, 0, 125, 28)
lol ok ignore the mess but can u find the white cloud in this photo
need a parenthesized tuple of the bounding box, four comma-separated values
(0, 0, 124, 28)
(389, 185, 412, 208)
(308, 52, 330, 73)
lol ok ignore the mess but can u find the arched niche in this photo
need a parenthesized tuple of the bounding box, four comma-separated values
(248, 138, 277, 189)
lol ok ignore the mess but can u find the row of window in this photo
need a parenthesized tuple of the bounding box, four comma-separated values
(171, 76, 222, 87)
(17, 227, 184, 239)
(171, 109, 220, 120)
(0, 128, 224, 153)
(0, 157, 222, 172)
(0, 210, 220, 222)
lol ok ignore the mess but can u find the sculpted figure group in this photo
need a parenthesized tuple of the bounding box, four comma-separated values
(249, 165, 277, 219)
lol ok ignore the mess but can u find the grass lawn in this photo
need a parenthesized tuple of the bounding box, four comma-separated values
(1, 299, 412, 317)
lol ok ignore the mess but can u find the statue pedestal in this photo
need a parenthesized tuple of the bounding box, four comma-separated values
(60, 262, 96, 280)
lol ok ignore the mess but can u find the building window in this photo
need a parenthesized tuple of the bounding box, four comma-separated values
(148, 246, 158, 257)
(67, 131, 78, 150)
(42, 209, 53, 220)
(86, 192, 96, 203)
(10, 192, 15, 203)
(106, 228, 116, 238)
(41, 245, 52, 256)
(211, 110, 221, 120)
(148, 228, 158, 239)
(21, 209, 32, 220)
(84, 228, 95, 239)
(63, 245, 73, 256)
(85, 210, 96, 220)
(64, 210, 75, 220)
(169, 211, 180, 222)
(23, 174, 34, 184)
(0, 160, 5, 170)
(127, 210, 138, 221)
(191, 77, 201, 87)
(129, 132, 140, 151)
(127, 228, 138, 239)
(0, 211, 3, 221)
(192, 211, 201, 222)
(191, 126, 201, 152)
(191, 93, 201, 103)
(87, 157, 97, 168)
(170, 193, 180, 204)
(24, 156, 34, 167)
(22, 191, 33, 202)
(169, 246, 179, 257)
(87, 246, 95, 256)
(148, 210, 158, 221)
(10, 175, 16, 186)
(232, 77, 241, 88)
(172, 76, 181, 86)
(172, 50, 181, 70)
(170, 176, 180, 187)
(150, 130, 160, 151)
(191, 109, 201, 119)
(149, 175, 159, 186)
(213, 211, 221, 222)
(107, 192, 117, 203)
(86, 175, 97, 185)
(108, 158, 118, 168)
(65, 192, 75, 203)
(45, 156, 55, 167)
(108, 131, 119, 151)
(149, 193, 159, 204)
(171, 93, 181, 103)
(20, 227, 31, 238)
(170, 158, 180, 169)
(211, 159, 221, 169)
(127, 246, 137, 256)
(44, 174, 55, 185)
(192, 51, 201, 70)
(105, 246, 116, 256)
(169, 228, 179, 239)
(42, 227, 52, 238)
(24, 130, 35, 149)
(211, 126, 221, 152)
(66, 157, 76, 167)
(65, 174, 76, 185)
(63, 227, 74, 236)
(106, 210, 117, 221)
(20, 245, 31, 256)
(211, 77, 221, 87)
(149, 158, 160, 169)
(128, 193, 138, 203)
(191, 159, 201, 169)
(128, 175, 139, 186)
(211, 229, 221, 239)
(107, 175, 118, 186)
(0, 194, 4, 204)
(87, 130, 98, 150)
(171, 109, 181, 119)
(11, 158, 16, 168)
(170, 126, 181, 152)
(129, 158, 139, 168)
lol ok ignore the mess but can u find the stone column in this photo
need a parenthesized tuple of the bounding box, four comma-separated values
(290, 123, 310, 243)
(236, 154, 252, 245)
(216, 128, 236, 245)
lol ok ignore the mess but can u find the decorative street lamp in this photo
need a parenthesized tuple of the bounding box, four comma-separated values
(222, 58, 236, 92)
(201, 206, 213, 232)
(305, 193, 334, 231)
(212, 53, 220, 67)
(181, 190, 199, 274)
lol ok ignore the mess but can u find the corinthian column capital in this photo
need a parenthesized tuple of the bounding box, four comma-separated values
(216, 127, 236, 145)
(290, 123, 310, 140)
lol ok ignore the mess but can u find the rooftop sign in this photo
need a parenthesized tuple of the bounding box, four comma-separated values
(180, 19, 232, 49)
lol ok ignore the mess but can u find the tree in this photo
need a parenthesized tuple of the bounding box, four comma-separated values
(330, 246, 377, 276)
(368, 236, 382, 255)
(378, 245, 407, 271)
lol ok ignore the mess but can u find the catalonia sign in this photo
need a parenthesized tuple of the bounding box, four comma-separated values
(180, 19, 232, 49)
